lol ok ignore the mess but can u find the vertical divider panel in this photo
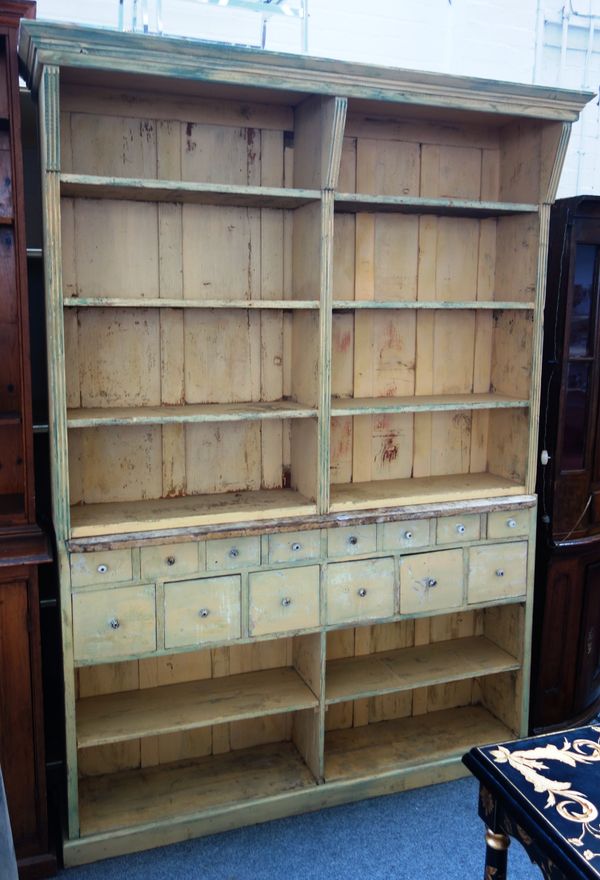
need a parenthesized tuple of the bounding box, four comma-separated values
(527, 203, 551, 494)
(318, 190, 334, 513)
(292, 631, 326, 780)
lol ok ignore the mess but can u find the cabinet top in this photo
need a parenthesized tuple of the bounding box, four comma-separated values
(19, 19, 592, 122)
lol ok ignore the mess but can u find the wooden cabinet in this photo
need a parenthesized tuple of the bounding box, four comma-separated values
(0, 3, 55, 877)
(531, 197, 600, 731)
(19, 20, 591, 867)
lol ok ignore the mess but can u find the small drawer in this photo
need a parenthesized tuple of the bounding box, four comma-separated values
(141, 542, 202, 580)
(207, 536, 260, 571)
(70, 549, 133, 588)
(400, 549, 463, 615)
(268, 530, 321, 564)
(487, 510, 530, 539)
(328, 525, 376, 558)
(436, 514, 480, 545)
(249, 566, 320, 637)
(164, 575, 241, 648)
(72, 585, 156, 663)
(468, 542, 527, 604)
(381, 520, 431, 551)
(326, 557, 395, 625)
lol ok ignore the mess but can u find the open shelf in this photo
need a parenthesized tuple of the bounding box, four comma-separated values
(77, 667, 318, 749)
(70, 488, 317, 537)
(332, 300, 535, 310)
(326, 636, 519, 705)
(64, 298, 320, 310)
(79, 740, 316, 837)
(329, 474, 525, 512)
(331, 393, 528, 417)
(67, 401, 317, 428)
(61, 174, 321, 209)
(334, 192, 538, 217)
(324, 705, 513, 782)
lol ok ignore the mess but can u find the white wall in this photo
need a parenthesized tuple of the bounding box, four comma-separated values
(33, 0, 600, 197)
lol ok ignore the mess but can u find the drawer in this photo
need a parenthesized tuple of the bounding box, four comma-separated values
(326, 557, 395, 625)
(400, 549, 463, 615)
(487, 510, 530, 539)
(164, 575, 241, 649)
(328, 525, 376, 558)
(268, 530, 321, 564)
(468, 542, 527, 604)
(436, 514, 480, 545)
(249, 566, 320, 637)
(72, 585, 156, 663)
(141, 542, 202, 580)
(70, 549, 133, 588)
(207, 536, 260, 571)
(381, 520, 431, 552)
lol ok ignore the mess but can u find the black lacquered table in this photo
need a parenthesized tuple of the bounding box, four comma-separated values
(463, 725, 600, 880)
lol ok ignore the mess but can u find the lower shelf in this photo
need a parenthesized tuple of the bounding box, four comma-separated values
(330, 473, 525, 511)
(70, 488, 317, 537)
(79, 741, 316, 836)
(325, 705, 514, 782)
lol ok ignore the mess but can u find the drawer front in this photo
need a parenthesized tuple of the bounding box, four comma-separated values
(164, 575, 241, 649)
(487, 510, 530, 539)
(207, 536, 260, 571)
(70, 549, 133, 588)
(141, 542, 202, 580)
(400, 549, 463, 615)
(328, 525, 376, 558)
(326, 557, 395, 625)
(468, 542, 527, 604)
(249, 566, 320, 637)
(73, 585, 156, 662)
(268, 530, 321, 564)
(436, 514, 480, 545)
(381, 520, 431, 551)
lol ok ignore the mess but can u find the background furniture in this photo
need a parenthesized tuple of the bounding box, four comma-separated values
(0, 2, 55, 877)
(531, 197, 600, 731)
(20, 20, 590, 866)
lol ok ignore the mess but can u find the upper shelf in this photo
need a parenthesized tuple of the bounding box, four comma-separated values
(334, 193, 539, 217)
(67, 400, 317, 428)
(60, 174, 321, 209)
(331, 393, 529, 417)
(63, 298, 319, 310)
(332, 300, 535, 310)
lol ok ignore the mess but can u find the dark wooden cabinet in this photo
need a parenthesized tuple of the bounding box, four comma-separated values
(531, 196, 600, 731)
(0, 2, 55, 876)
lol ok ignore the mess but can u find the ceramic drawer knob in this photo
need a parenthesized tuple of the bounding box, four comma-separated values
(281, 597, 292, 607)
(404, 531, 413, 540)
(507, 519, 517, 529)
(496, 569, 505, 577)
(109, 618, 120, 630)
(199, 608, 210, 618)
(348, 535, 358, 546)
(456, 524, 466, 534)
(229, 548, 239, 558)
(291, 543, 302, 552)
(97, 564, 108, 574)
(166, 556, 176, 566)
(358, 587, 367, 597)
(427, 577, 438, 588)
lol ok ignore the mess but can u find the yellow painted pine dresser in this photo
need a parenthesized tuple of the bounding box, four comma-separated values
(19, 20, 592, 865)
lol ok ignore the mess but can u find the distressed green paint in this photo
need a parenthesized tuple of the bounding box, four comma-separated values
(335, 192, 539, 216)
(63, 298, 320, 309)
(318, 192, 334, 514)
(332, 300, 536, 310)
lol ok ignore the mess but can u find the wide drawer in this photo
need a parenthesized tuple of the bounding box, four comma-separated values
(249, 566, 320, 637)
(327, 525, 376, 558)
(487, 510, 530, 539)
(400, 549, 463, 615)
(436, 514, 480, 545)
(70, 549, 133, 588)
(326, 557, 395, 625)
(381, 519, 431, 551)
(141, 542, 203, 580)
(268, 530, 321, 564)
(164, 575, 241, 648)
(468, 542, 527, 604)
(206, 536, 260, 571)
(72, 585, 156, 663)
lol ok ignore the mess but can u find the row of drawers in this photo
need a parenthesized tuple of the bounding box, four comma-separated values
(70, 509, 532, 589)
(72, 541, 528, 664)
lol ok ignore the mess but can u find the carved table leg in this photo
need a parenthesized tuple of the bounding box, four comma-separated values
(484, 827, 510, 880)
